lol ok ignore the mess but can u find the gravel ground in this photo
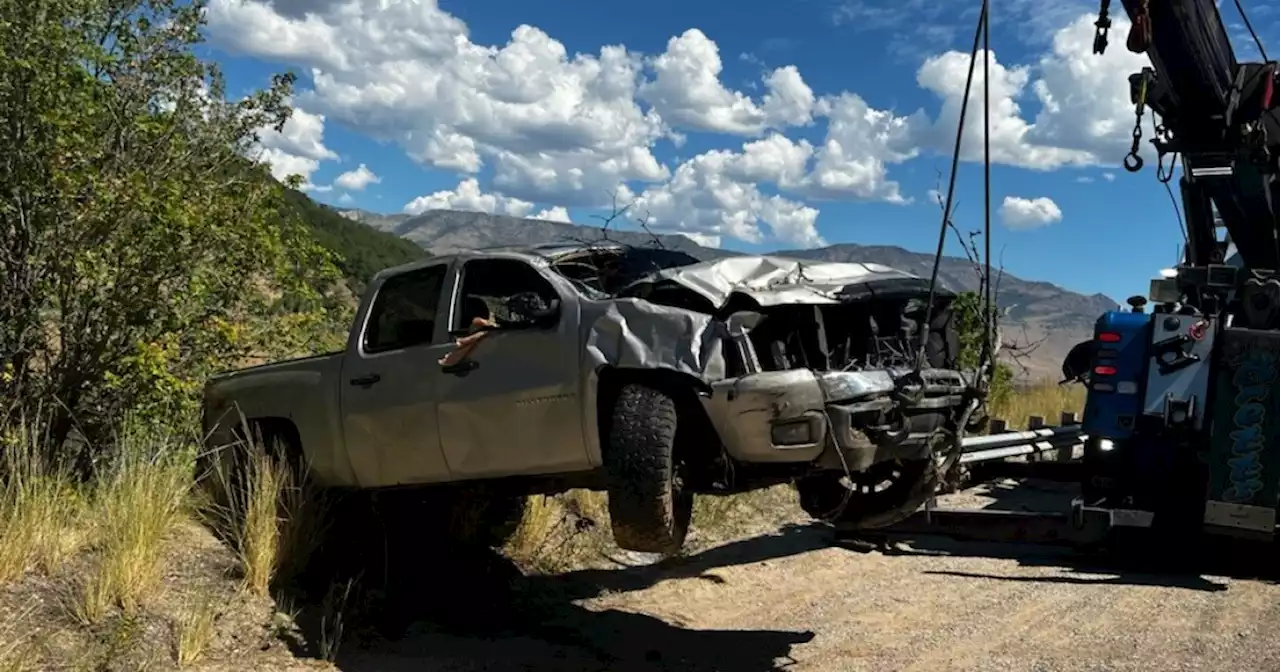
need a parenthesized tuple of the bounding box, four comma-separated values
(336, 480, 1280, 672)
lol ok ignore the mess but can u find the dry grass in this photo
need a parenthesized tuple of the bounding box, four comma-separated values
(171, 595, 219, 667)
(70, 422, 195, 625)
(505, 490, 610, 572)
(990, 382, 1087, 428)
(317, 577, 357, 662)
(197, 434, 331, 597)
(233, 450, 288, 596)
(0, 425, 86, 583)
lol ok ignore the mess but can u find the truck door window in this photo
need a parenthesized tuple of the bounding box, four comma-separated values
(453, 259, 557, 331)
(363, 265, 448, 353)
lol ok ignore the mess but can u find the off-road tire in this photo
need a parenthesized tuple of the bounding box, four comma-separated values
(604, 382, 694, 555)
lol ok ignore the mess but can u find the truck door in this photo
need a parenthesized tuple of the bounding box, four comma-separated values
(339, 262, 455, 487)
(435, 257, 590, 479)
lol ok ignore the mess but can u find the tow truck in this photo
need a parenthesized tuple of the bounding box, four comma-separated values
(848, 0, 1280, 553)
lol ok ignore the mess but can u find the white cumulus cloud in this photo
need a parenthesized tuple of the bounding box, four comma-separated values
(532, 206, 572, 223)
(1000, 196, 1062, 230)
(621, 144, 825, 248)
(206, 0, 670, 208)
(334, 164, 381, 191)
(207, 2, 1154, 247)
(251, 107, 337, 186)
(638, 29, 816, 135)
(403, 178, 535, 218)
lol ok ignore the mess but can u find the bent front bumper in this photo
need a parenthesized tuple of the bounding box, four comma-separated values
(703, 368, 967, 468)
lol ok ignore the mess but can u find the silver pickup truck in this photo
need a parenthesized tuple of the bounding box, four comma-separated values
(202, 243, 977, 555)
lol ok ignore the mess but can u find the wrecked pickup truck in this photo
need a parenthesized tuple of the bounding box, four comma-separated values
(201, 242, 978, 555)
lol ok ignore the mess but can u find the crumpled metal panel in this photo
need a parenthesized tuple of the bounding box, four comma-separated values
(583, 298, 729, 380)
(817, 370, 898, 402)
(704, 369, 828, 463)
(627, 255, 924, 309)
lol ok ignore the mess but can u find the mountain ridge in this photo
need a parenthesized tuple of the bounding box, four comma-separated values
(338, 207, 1117, 380)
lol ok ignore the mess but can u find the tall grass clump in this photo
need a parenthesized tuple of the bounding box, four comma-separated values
(73, 419, 196, 624)
(198, 431, 329, 597)
(0, 421, 86, 583)
(171, 595, 219, 667)
(234, 449, 289, 596)
(505, 490, 609, 571)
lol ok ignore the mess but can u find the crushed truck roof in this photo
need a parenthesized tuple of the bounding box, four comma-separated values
(622, 254, 952, 309)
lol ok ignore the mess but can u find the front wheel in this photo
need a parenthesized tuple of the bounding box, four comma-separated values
(603, 382, 694, 556)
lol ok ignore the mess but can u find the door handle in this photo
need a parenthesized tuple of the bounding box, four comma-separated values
(349, 374, 381, 388)
(441, 360, 479, 377)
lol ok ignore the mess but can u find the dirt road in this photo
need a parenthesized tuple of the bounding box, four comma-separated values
(335, 481, 1280, 672)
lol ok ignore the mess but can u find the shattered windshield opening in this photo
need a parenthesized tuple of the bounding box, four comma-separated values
(550, 246, 701, 299)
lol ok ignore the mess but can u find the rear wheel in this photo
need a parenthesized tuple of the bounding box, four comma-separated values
(604, 382, 694, 556)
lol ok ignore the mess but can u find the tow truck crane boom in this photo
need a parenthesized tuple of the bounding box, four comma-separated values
(1105, 0, 1280, 270)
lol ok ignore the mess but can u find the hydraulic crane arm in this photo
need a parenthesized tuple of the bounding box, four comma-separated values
(1102, 0, 1280, 271)
(1116, 0, 1236, 132)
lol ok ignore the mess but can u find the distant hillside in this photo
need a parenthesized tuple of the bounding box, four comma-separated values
(282, 189, 426, 292)
(337, 207, 411, 233)
(337, 207, 1117, 381)
(343, 208, 725, 259)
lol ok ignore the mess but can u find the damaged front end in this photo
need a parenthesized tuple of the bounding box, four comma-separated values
(619, 255, 978, 530)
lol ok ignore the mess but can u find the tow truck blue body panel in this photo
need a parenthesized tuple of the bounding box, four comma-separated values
(1082, 311, 1153, 440)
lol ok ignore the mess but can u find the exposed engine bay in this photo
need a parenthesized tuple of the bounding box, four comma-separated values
(548, 244, 961, 374)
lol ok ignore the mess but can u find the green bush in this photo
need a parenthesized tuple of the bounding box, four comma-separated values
(0, 0, 344, 463)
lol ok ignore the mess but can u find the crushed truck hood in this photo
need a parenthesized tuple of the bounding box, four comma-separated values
(622, 254, 951, 309)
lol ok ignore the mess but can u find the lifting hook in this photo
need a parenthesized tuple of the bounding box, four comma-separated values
(1093, 0, 1112, 55)
(1123, 69, 1153, 173)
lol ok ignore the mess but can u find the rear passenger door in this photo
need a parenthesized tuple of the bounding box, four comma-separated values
(435, 258, 590, 479)
(340, 263, 456, 487)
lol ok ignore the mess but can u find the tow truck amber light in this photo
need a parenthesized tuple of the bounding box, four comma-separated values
(1097, 332, 1121, 343)
(1094, 365, 1117, 376)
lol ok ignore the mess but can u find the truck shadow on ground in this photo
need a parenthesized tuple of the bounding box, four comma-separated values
(543, 522, 832, 599)
(283, 523, 826, 671)
(844, 485, 1280, 592)
(848, 475, 1275, 592)
(867, 536, 1239, 592)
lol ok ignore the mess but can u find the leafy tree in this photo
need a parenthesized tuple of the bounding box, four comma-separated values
(0, 0, 344, 463)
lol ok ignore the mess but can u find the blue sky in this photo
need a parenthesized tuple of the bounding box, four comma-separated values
(201, 0, 1280, 304)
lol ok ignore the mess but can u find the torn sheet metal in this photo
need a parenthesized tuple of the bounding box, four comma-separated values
(622, 255, 946, 310)
(583, 298, 730, 380)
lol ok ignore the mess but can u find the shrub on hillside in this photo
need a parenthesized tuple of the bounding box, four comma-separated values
(0, 0, 347, 466)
